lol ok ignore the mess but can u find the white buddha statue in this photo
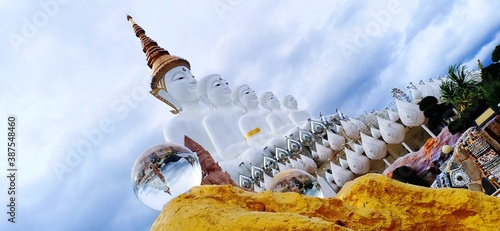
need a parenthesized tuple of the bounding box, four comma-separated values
(127, 16, 218, 161)
(260, 92, 296, 136)
(197, 74, 262, 167)
(233, 84, 285, 150)
(282, 95, 312, 127)
(159, 66, 221, 159)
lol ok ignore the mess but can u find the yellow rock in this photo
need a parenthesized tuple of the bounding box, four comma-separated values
(151, 174, 500, 231)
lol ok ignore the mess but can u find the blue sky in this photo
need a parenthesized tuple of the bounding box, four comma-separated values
(0, 0, 499, 230)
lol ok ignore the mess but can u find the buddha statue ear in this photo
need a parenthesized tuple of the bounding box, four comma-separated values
(231, 85, 247, 113)
(150, 88, 182, 114)
(282, 95, 291, 109)
(260, 92, 272, 111)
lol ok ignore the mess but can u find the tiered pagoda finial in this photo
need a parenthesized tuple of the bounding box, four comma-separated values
(126, 15, 191, 91)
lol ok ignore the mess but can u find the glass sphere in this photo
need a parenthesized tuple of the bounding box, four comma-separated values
(266, 169, 324, 198)
(131, 143, 202, 211)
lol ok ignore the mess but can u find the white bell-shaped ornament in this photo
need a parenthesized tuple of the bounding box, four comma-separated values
(377, 116, 406, 144)
(344, 148, 370, 175)
(326, 129, 346, 151)
(329, 162, 354, 187)
(395, 99, 425, 127)
(360, 132, 387, 160)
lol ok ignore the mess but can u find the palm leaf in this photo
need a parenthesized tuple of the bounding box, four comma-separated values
(439, 80, 456, 104)
(448, 64, 478, 88)
(441, 63, 485, 112)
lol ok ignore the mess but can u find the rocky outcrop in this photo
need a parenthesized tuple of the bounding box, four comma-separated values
(151, 174, 500, 231)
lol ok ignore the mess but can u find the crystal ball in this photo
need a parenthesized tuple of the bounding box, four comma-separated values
(131, 143, 202, 211)
(266, 169, 324, 198)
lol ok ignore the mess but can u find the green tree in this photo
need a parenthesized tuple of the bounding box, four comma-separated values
(481, 81, 500, 109)
(493, 45, 500, 62)
(440, 64, 482, 112)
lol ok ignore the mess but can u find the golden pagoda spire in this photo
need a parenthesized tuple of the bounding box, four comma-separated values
(126, 15, 191, 91)
(127, 15, 191, 114)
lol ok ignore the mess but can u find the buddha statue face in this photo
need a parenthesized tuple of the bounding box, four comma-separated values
(197, 74, 232, 106)
(264, 92, 281, 110)
(236, 85, 259, 109)
(207, 75, 231, 106)
(163, 66, 198, 104)
(283, 95, 298, 110)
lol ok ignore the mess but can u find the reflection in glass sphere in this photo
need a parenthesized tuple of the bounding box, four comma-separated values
(131, 143, 202, 211)
(266, 169, 324, 198)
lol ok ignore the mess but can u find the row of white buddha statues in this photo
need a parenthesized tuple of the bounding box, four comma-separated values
(156, 65, 315, 180)
(127, 15, 441, 196)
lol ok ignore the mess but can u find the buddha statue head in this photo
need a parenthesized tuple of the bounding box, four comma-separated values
(127, 15, 193, 114)
(196, 74, 232, 108)
(260, 91, 281, 111)
(233, 84, 259, 111)
(161, 66, 198, 104)
(282, 95, 298, 110)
